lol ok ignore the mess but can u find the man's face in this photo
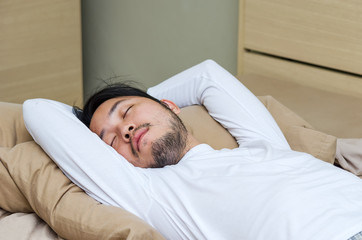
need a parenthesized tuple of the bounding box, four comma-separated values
(89, 96, 187, 168)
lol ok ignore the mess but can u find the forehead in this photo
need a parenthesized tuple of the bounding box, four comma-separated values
(89, 96, 159, 127)
(97, 96, 152, 111)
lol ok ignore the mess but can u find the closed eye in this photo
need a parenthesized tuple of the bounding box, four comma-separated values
(123, 105, 133, 118)
(110, 136, 116, 147)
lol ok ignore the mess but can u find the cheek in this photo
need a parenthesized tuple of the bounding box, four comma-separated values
(89, 117, 103, 134)
(135, 111, 158, 123)
(114, 146, 132, 160)
(135, 106, 168, 122)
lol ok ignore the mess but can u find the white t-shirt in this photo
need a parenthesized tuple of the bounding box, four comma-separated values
(24, 60, 362, 240)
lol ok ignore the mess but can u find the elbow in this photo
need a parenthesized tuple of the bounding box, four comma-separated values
(23, 99, 36, 121)
(23, 99, 41, 120)
(23, 98, 46, 131)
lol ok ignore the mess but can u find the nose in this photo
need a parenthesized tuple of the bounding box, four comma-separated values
(122, 123, 135, 142)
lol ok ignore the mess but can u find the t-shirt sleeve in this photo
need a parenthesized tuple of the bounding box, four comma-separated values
(23, 99, 151, 219)
(148, 59, 290, 149)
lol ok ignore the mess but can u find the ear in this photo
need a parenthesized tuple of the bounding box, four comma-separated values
(160, 99, 181, 114)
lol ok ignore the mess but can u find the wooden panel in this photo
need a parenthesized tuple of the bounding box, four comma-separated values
(0, 0, 83, 105)
(241, 51, 362, 98)
(243, 0, 362, 75)
(238, 72, 362, 138)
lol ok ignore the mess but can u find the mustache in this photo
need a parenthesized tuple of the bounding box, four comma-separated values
(133, 123, 151, 133)
(129, 123, 151, 156)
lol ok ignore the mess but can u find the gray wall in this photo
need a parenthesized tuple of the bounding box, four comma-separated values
(82, 0, 239, 100)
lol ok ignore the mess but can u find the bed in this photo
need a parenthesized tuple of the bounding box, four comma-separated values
(1, 0, 362, 239)
(0, 96, 340, 240)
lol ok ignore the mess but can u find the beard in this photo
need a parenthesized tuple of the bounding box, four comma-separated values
(150, 112, 188, 168)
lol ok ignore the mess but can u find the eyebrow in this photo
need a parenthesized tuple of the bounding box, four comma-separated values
(99, 99, 124, 140)
(109, 99, 123, 117)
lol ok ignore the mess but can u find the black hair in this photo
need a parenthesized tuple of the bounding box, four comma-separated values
(73, 82, 162, 127)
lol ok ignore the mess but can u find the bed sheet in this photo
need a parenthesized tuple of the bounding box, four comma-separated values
(0, 208, 61, 240)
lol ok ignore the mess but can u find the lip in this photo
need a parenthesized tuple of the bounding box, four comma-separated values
(132, 127, 149, 152)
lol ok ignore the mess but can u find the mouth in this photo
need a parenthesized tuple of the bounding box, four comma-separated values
(132, 127, 149, 152)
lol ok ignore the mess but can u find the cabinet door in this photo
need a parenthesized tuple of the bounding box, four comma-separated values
(243, 0, 362, 75)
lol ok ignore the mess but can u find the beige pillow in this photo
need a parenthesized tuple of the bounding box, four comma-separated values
(258, 96, 336, 163)
(0, 102, 32, 148)
(5, 142, 165, 240)
(0, 102, 33, 213)
(0, 147, 32, 213)
(179, 105, 238, 150)
(179, 96, 336, 163)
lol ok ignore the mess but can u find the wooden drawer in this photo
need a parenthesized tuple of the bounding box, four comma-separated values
(242, 51, 362, 98)
(243, 0, 362, 75)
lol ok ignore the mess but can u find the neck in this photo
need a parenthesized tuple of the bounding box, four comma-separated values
(177, 109, 201, 157)
(184, 133, 201, 154)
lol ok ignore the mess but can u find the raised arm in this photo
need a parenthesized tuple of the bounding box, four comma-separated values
(148, 60, 289, 149)
(23, 99, 151, 219)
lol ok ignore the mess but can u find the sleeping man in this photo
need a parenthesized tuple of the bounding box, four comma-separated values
(24, 60, 362, 240)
